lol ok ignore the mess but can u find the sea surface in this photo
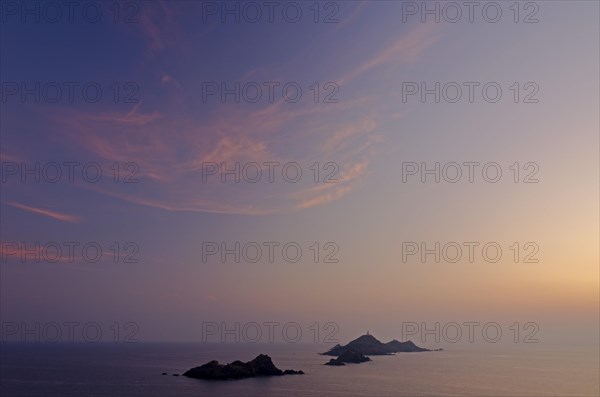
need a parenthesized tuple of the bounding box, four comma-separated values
(1, 343, 598, 396)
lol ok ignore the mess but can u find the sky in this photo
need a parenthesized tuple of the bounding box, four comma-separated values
(1, 1, 598, 347)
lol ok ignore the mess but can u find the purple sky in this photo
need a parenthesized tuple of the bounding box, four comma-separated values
(1, 1, 598, 345)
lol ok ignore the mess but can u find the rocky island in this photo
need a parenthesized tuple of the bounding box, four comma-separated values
(324, 349, 371, 366)
(322, 333, 429, 357)
(183, 354, 304, 381)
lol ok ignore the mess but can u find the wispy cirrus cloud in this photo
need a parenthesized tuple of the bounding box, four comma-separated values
(0, 242, 108, 265)
(136, 1, 215, 56)
(7, 202, 82, 223)
(87, 102, 161, 126)
(339, 23, 441, 85)
(138, 1, 178, 53)
(293, 160, 370, 210)
(42, 20, 440, 215)
(53, 100, 376, 215)
(0, 152, 23, 162)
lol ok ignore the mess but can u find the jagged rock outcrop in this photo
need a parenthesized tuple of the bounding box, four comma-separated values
(322, 334, 429, 356)
(324, 349, 371, 366)
(183, 354, 304, 380)
(384, 339, 429, 352)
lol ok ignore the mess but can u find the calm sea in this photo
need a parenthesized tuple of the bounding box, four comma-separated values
(1, 343, 598, 396)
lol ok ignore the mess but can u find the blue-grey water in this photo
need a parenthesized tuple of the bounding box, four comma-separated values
(1, 343, 598, 396)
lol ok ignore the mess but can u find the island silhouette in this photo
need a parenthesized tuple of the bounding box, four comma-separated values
(176, 332, 437, 380)
(321, 333, 434, 365)
(182, 354, 304, 381)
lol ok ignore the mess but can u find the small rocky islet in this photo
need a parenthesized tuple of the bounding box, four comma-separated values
(324, 349, 371, 366)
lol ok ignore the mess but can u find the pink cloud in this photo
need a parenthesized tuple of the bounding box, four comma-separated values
(292, 160, 370, 210)
(339, 23, 441, 85)
(50, 94, 380, 215)
(86, 102, 161, 126)
(138, 1, 177, 52)
(0, 152, 23, 162)
(0, 243, 79, 263)
(42, 20, 439, 215)
(7, 202, 82, 223)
